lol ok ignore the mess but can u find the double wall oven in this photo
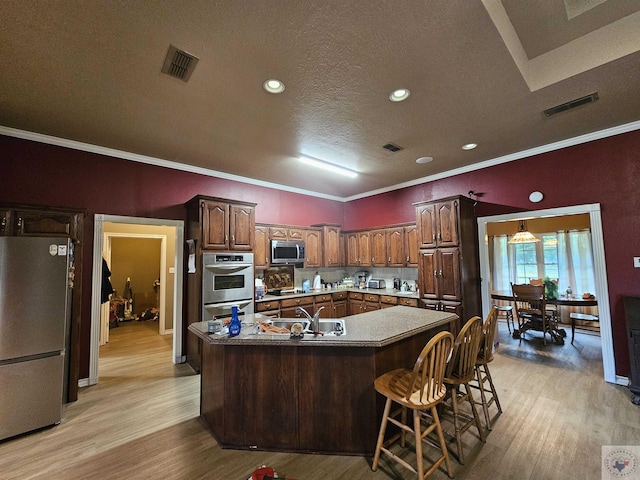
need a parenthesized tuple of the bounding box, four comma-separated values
(202, 252, 254, 320)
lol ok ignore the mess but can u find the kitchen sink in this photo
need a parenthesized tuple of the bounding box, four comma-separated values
(254, 318, 346, 336)
(312, 319, 346, 336)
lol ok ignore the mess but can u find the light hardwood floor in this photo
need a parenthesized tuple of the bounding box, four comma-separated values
(1, 320, 638, 480)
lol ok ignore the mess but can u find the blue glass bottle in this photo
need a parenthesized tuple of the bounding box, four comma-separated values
(228, 305, 241, 337)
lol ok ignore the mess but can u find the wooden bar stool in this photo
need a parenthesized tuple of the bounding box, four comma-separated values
(372, 331, 455, 480)
(471, 307, 502, 430)
(569, 312, 599, 344)
(441, 316, 486, 464)
(494, 304, 514, 334)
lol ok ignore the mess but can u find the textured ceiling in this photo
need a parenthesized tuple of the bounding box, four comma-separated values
(1, 0, 639, 200)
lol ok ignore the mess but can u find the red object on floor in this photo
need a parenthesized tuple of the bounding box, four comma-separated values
(250, 466, 298, 480)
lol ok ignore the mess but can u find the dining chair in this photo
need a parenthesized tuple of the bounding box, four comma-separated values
(470, 307, 502, 430)
(440, 316, 486, 464)
(511, 283, 565, 345)
(372, 331, 455, 480)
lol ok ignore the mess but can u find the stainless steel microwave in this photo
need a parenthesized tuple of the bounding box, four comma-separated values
(271, 240, 305, 265)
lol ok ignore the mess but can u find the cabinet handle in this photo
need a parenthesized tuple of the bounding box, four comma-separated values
(439, 270, 443, 277)
(17, 217, 23, 231)
(433, 270, 437, 278)
(388, 257, 391, 263)
(438, 233, 442, 241)
(432, 234, 435, 242)
(225, 235, 229, 243)
(406, 256, 410, 262)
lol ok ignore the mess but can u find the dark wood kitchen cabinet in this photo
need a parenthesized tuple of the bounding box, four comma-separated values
(254, 224, 270, 269)
(371, 229, 387, 267)
(404, 224, 419, 267)
(312, 223, 341, 267)
(303, 228, 322, 268)
(416, 198, 460, 249)
(386, 226, 405, 267)
(188, 196, 256, 251)
(345, 230, 372, 267)
(0, 204, 84, 403)
(414, 195, 480, 335)
(185, 195, 256, 372)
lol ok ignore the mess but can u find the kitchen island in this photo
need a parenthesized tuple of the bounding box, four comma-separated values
(188, 306, 456, 455)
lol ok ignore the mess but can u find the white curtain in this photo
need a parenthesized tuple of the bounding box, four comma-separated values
(491, 235, 515, 291)
(557, 229, 596, 295)
(491, 229, 595, 295)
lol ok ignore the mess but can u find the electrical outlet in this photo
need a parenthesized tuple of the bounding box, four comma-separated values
(634, 257, 640, 268)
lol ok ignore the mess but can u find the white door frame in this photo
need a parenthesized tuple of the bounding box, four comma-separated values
(477, 203, 620, 385)
(101, 232, 168, 345)
(88, 214, 184, 386)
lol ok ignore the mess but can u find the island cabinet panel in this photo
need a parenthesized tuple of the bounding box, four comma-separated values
(222, 345, 300, 450)
(298, 347, 376, 452)
(191, 306, 456, 455)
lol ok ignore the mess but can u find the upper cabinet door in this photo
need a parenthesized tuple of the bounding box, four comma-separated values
(323, 226, 341, 267)
(202, 201, 229, 249)
(357, 231, 371, 267)
(254, 225, 270, 268)
(403, 224, 419, 267)
(345, 232, 359, 266)
(370, 229, 387, 267)
(304, 229, 322, 268)
(416, 203, 437, 249)
(229, 204, 254, 251)
(386, 227, 405, 267)
(14, 210, 80, 240)
(435, 200, 460, 247)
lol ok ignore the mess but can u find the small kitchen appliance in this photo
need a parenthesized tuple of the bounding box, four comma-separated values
(367, 279, 386, 289)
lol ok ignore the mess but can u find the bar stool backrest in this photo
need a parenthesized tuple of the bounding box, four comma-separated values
(445, 316, 483, 383)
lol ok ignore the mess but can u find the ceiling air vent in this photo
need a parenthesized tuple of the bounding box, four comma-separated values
(382, 142, 403, 153)
(543, 92, 599, 117)
(161, 45, 199, 82)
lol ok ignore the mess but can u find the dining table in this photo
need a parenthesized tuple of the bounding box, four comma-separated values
(491, 290, 599, 344)
(491, 290, 598, 307)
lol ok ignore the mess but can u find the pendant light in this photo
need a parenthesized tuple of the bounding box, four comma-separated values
(508, 220, 540, 244)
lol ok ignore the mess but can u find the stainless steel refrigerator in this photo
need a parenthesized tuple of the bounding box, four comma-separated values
(0, 236, 72, 441)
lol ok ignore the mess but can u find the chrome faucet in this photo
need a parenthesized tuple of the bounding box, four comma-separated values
(296, 306, 324, 333)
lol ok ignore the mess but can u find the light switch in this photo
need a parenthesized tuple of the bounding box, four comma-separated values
(169, 267, 175, 274)
(634, 257, 640, 268)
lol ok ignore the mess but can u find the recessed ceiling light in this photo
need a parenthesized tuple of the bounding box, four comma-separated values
(299, 156, 358, 178)
(263, 79, 285, 94)
(389, 88, 410, 102)
(462, 143, 478, 151)
(416, 156, 433, 164)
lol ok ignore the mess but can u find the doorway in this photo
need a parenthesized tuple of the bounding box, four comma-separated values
(89, 215, 184, 386)
(477, 203, 619, 385)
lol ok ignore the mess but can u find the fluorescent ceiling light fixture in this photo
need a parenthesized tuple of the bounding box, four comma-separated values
(462, 143, 478, 150)
(263, 79, 285, 93)
(416, 156, 433, 164)
(299, 156, 358, 178)
(389, 88, 410, 102)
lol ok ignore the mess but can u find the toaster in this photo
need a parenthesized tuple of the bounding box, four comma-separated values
(367, 279, 386, 289)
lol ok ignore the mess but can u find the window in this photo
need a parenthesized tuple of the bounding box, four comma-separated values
(491, 230, 595, 294)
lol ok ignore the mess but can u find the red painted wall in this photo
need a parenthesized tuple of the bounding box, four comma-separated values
(1, 136, 343, 379)
(345, 130, 640, 376)
(3, 130, 639, 378)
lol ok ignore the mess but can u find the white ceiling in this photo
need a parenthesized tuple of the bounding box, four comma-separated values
(1, 1, 639, 200)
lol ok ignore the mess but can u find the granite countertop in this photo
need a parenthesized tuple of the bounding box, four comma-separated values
(188, 305, 455, 348)
(258, 287, 419, 302)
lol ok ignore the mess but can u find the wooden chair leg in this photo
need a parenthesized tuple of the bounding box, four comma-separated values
(449, 387, 465, 464)
(431, 406, 454, 479)
(465, 383, 486, 444)
(484, 363, 502, 416)
(401, 406, 407, 447)
(475, 365, 491, 430)
(413, 409, 424, 479)
(372, 397, 392, 471)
